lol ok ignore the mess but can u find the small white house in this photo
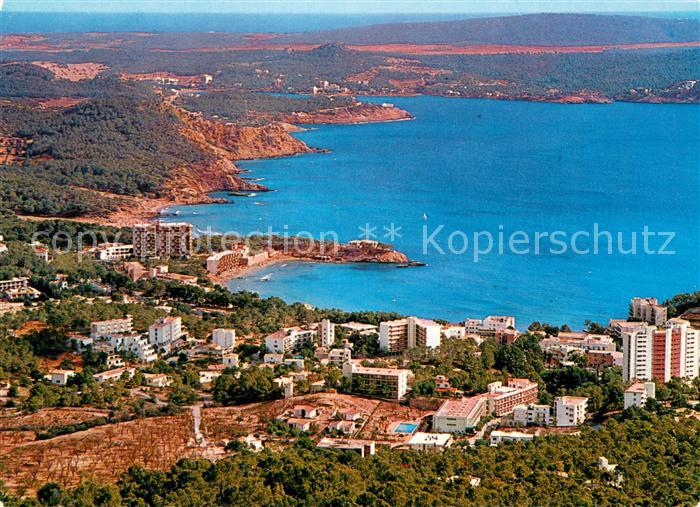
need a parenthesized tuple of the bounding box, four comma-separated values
(46, 369, 75, 386)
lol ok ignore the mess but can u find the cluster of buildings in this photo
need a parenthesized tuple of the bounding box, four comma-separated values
(52, 321, 239, 387)
(377, 314, 520, 353)
(539, 331, 621, 369)
(279, 404, 363, 435)
(79, 314, 188, 362)
(464, 315, 518, 344)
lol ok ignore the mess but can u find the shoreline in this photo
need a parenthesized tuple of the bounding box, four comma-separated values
(210, 255, 299, 284)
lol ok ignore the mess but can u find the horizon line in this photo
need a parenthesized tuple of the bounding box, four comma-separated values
(3, 9, 699, 14)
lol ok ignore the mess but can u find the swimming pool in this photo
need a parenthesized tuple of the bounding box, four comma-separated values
(394, 422, 418, 434)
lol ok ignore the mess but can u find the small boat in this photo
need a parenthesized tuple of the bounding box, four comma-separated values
(397, 261, 427, 268)
(260, 274, 272, 281)
(422, 212, 428, 220)
(253, 202, 264, 206)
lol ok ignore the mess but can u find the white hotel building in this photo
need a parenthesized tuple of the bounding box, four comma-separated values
(622, 318, 700, 383)
(212, 328, 236, 350)
(554, 396, 588, 427)
(90, 316, 133, 339)
(148, 316, 183, 353)
(379, 317, 441, 353)
(624, 381, 656, 409)
(265, 327, 317, 353)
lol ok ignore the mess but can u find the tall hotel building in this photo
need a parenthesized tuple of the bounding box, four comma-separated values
(622, 318, 699, 383)
(379, 317, 441, 352)
(132, 222, 193, 258)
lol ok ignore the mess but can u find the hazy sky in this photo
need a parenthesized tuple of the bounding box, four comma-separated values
(3, 0, 699, 13)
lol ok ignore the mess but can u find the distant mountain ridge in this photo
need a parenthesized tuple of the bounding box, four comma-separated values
(274, 13, 700, 46)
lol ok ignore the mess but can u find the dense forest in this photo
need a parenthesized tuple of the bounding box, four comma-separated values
(3, 413, 698, 506)
(419, 49, 700, 97)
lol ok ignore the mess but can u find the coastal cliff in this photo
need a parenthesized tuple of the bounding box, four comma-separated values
(155, 107, 315, 203)
(177, 108, 314, 159)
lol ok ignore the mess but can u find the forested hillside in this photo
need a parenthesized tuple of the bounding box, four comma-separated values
(0, 97, 209, 216)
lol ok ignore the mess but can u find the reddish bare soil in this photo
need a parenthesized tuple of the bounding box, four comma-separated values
(31, 62, 108, 81)
(36, 97, 89, 109)
(0, 393, 434, 494)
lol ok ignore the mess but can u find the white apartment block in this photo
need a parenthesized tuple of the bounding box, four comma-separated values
(379, 317, 441, 352)
(630, 297, 668, 326)
(342, 362, 411, 399)
(94, 243, 133, 261)
(555, 396, 588, 427)
(624, 381, 656, 409)
(622, 319, 700, 383)
(328, 347, 351, 365)
(148, 316, 183, 352)
(433, 397, 486, 433)
(478, 379, 539, 416)
(109, 334, 157, 363)
(464, 315, 516, 336)
(265, 327, 317, 353)
(489, 430, 535, 446)
(212, 328, 236, 350)
(319, 319, 336, 347)
(513, 403, 552, 426)
(0, 276, 40, 300)
(0, 277, 29, 292)
(90, 316, 133, 339)
(621, 323, 656, 382)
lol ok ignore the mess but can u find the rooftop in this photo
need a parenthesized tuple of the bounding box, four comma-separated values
(350, 365, 410, 377)
(625, 382, 652, 393)
(407, 432, 452, 446)
(435, 397, 484, 418)
(557, 396, 588, 404)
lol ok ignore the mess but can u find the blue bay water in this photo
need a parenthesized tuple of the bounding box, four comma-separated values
(166, 96, 700, 327)
(3, 11, 698, 33)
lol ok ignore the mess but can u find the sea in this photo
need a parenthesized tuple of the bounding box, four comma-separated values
(8, 10, 696, 327)
(163, 96, 700, 327)
(2, 11, 699, 33)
